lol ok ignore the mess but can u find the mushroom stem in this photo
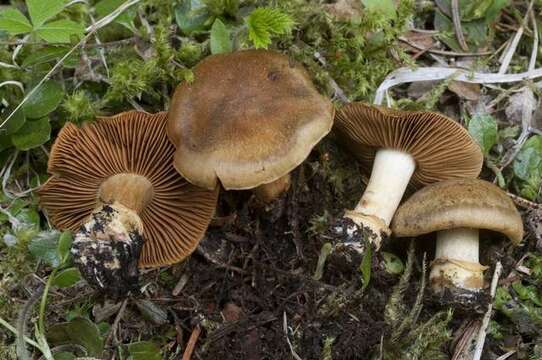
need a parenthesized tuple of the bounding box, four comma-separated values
(345, 148, 416, 247)
(430, 227, 486, 293)
(71, 202, 145, 297)
(253, 174, 291, 202)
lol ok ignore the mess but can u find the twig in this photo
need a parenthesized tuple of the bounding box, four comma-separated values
(182, 324, 201, 360)
(496, 350, 517, 360)
(528, 7, 539, 73)
(374, 66, 542, 105)
(451, 0, 468, 51)
(0, 317, 41, 349)
(283, 312, 302, 360)
(314, 52, 349, 103)
(313, 243, 333, 280)
(498, 1, 534, 74)
(398, 37, 492, 56)
(473, 261, 502, 360)
(17, 285, 45, 360)
(506, 192, 542, 210)
(104, 298, 128, 347)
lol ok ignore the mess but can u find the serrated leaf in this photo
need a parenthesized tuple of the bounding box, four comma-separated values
(52, 268, 81, 288)
(35, 19, 84, 43)
(210, 18, 232, 54)
(22, 47, 69, 67)
(27, 0, 65, 28)
(246, 7, 294, 49)
(126, 341, 162, 360)
(175, 0, 211, 34)
(362, 0, 396, 19)
(57, 231, 73, 264)
(0, 8, 32, 35)
(29, 230, 61, 267)
(11, 117, 51, 150)
(23, 80, 64, 118)
(468, 113, 497, 155)
(47, 317, 104, 356)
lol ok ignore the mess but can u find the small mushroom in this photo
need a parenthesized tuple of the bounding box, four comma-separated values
(167, 49, 334, 202)
(333, 103, 483, 250)
(38, 111, 218, 297)
(392, 179, 523, 302)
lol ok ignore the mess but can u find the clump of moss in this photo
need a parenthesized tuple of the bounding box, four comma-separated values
(62, 90, 102, 124)
(278, 0, 415, 100)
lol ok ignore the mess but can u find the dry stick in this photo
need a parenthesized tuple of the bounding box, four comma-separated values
(0, 0, 142, 131)
(398, 37, 492, 56)
(506, 192, 542, 210)
(104, 298, 128, 350)
(182, 324, 202, 360)
(451, 0, 468, 51)
(374, 66, 542, 105)
(473, 261, 503, 360)
(498, 0, 534, 74)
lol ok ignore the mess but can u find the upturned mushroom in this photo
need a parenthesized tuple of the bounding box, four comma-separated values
(38, 111, 218, 297)
(333, 103, 483, 251)
(167, 49, 334, 202)
(392, 178, 523, 303)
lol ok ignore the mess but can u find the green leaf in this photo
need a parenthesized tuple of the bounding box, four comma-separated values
(22, 47, 69, 67)
(174, 0, 211, 35)
(23, 80, 64, 119)
(53, 352, 76, 360)
(0, 8, 32, 35)
(35, 19, 85, 43)
(47, 317, 104, 356)
(210, 18, 232, 54)
(0, 107, 26, 135)
(57, 231, 73, 264)
(359, 244, 372, 290)
(27, 0, 66, 28)
(468, 113, 497, 155)
(11, 117, 51, 150)
(95, 0, 137, 31)
(29, 230, 62, 267)
(246, 7, 294, 49)
(381, 252, 404, 275)
(362, 0, 396, 19)
(513, 135, 542, 200)
(125, 341, 162, 360)
(52, 268, 81, 288)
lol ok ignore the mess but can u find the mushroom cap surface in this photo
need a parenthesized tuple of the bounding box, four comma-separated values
(38, 111, 219, 267)
(391, 178, 524, 244)
(167, 49, 334, 190)
(335, 103, 483, 188)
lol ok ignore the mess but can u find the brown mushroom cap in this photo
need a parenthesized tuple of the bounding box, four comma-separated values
(391, 179, 524, 244)
(335, 103, 483, 188)
(167, 49, 334, 190)
(38, 111, 219, 267)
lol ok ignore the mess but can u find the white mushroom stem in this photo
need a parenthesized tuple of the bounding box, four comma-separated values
(430, 228, 487, 293)
(344, 148, 416, 248)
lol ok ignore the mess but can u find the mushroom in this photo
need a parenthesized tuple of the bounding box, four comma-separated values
(167, 49, 334, 202)
(333, 103, 483, 251)
(392, 178, 523, 302)
(38, 111, 218, 297)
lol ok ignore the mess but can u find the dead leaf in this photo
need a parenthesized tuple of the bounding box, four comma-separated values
(448, 81, 481, 101)
(505, 87, 537, 125)
(399, 31, 435, 53)
(221, 302, 244, 322)
(407, 80, 442, 99)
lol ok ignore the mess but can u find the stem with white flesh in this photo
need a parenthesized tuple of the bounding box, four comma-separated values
(344, 148, 416, 248)
(71, 173, 153, 296)
(430, 228, 487, 293)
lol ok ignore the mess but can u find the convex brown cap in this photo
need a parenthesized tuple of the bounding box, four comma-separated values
(38, 111, 219, 267)
(167, 49, 334, 190)
(335, 103, 483, 188)
(391, 179, 524, 244)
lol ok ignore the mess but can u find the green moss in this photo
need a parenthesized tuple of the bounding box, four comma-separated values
(62, 90, 102, 124)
